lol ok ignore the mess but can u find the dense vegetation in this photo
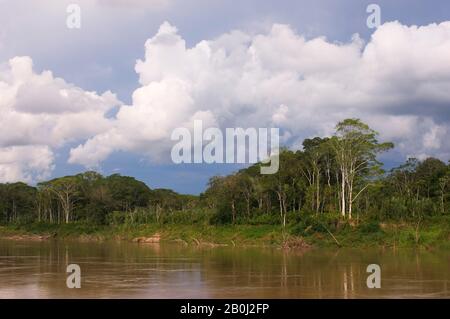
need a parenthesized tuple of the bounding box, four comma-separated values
(1, 119, 449, 247)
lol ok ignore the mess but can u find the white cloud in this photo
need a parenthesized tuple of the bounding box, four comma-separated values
(0, 56, 119, 182)
(2, 20, 450, 183)
(70, 21, 450, 168)
(0, 145, 54, 183)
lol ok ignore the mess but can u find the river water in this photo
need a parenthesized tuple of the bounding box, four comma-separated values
(0, 239, 449, 298)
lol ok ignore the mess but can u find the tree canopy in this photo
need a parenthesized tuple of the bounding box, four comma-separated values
(0, 119, 448, 227)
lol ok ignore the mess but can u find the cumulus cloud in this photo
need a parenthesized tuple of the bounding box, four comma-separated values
(0, 56, 119, 182)
(69, 21, 450, 167)
(2, 20, 450, 183)
(0, 146, 54, 183)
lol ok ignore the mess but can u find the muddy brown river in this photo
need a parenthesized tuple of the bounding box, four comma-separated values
(0, 239, 449, 298)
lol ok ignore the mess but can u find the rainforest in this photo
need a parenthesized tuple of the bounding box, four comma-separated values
(1, 119, 449, 249)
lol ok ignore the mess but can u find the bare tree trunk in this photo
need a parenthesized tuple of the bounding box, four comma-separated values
(65, 192, 70, 224)
(49, 206, 53, 224)
(156, 204, 162, 223)
(276, 191, 283, 222)
(316, 171, 320, 214)
(281, 195, 287, 228)
(440, 181, 446, 214)
(348, 180, 353, 220)
(341, 168, 346, 218)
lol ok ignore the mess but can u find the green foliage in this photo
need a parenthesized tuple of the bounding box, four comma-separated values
(0, 182, 36, 224)
(291, 212, 341, 236)
(245, 213, 281, 225)
(210, 205, 233, 225)
(0, 118, 448, 250)
(358, 220, 382, 234)
(107, 211, 127, 225)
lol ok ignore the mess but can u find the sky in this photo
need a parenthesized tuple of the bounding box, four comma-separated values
(0, 0, 450, 194)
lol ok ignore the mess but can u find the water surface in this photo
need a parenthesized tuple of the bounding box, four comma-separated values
(0, 240, 449, 298)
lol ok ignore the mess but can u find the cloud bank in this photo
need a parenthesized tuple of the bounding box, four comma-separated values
(0, 56, 119, 182)
(1, 20, 450, 182)
(70, 21, 450, 167)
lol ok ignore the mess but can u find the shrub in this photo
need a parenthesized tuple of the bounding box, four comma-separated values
(358, 220, 382, 234)
(106, 211, 127, 225)
(245, 214, 281, 225)
(291, 212, 340, 236)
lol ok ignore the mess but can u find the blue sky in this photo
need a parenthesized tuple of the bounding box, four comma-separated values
(1, 0, 450, 194)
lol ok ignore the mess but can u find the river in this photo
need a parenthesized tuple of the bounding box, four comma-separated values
(0, 239, 449, 298)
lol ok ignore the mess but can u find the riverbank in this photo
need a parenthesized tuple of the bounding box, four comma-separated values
(0, 224, 288, 247)
(1, 217, 449, 249)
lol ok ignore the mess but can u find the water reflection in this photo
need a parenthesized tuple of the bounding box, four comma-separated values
(0, 240, 449, 298)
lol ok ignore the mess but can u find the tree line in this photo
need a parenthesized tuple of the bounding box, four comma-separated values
(204, 119, 448, 226)
(0, 172, 197, 225)
(0, 119, 448, 227)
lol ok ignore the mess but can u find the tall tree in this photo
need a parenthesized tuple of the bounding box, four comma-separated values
(42, 176, 80, 224)
(331, 119, 393, 219)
